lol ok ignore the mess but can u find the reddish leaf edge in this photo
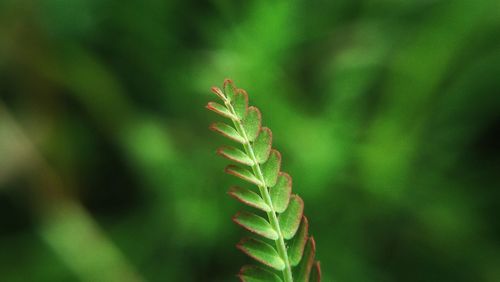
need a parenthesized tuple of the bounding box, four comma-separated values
(270, 149, 282, 168)
(232, 211, 278, 240)
(236, 238, 284, 271)
(228, 186, 270, 212)
(223, 78, 237, 99)
(309, 236, 318, 258)
(254, 127, 273, 163)
(301, 236, 317, 279)
(246, 106, 262, 129)
(206, 102, 234, 119)
(236, 265, 252, 282)
(211, 86, 225, 100)
(217, 146, 253, 166)
(209, 122, 244, 144)
(264, 149, 282, 187)
(223, 78, 234, 89)
(281, 194, 304, 239)
(237, 265, 278, 282)
(272, 172, 293, 212)
(225, 165, 262, 186)
(313, 261, 322, 282)
(291, 216, 309, 265)
(235, 88, 249, 118)
(243, 106, 262, 142)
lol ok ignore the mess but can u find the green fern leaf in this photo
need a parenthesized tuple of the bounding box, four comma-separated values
(242, 106, 261, 142)
(211, 86, 226, 100)
(225, 165, 263, 186)
(218, 146, 253, 166)
(210, 122, 245, 143)
(237, 238, 285, 271)
(310, 262, 321, 282)
(288, 216, 309, 266)
(232, 89, 249, 119)
(238, 265, 283, 282)
(261, 149, 281, 187)
(207, 80, 321, 282)
(223, 79, 236, 102)
(206, 101, 235, 119)
(270, 172, 292, 213)
(279, 195, 304, 240)
(295, 237, 316, 282)
(228, 186, 271, 212)
(253, 127, 272, 164)
(233, 211, 279, 240)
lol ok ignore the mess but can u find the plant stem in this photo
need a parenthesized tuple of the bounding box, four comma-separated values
(223, 98, 294, 282)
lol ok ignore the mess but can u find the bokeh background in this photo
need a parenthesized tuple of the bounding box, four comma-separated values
(1, 0, 499, 281)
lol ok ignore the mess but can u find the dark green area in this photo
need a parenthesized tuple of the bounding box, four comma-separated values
(0, 0, 499, 281)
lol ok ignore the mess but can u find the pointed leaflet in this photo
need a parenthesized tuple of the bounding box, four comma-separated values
(279, 195, 304, 240)
(233, 212, 278, 240)
(253, 127, 272, 164)
(310, 261, 322, 282)
(228, 186, 271, 212)
(261, 150, 281, 187)
(210, 123, 245, 143)
(211, 86, 225, 100)
(238, 265, 283, 282)
(288, 216, 309, 266)
(232, 89, 248, 120)
(218, 146, 253, 166)
(237, 238, 285, 271)
(295, 237, 316, 282)
(223, 79, 236, 102)
(206, 102, 235, 119)
(242, 107, 261, 142)
(270, 172, 292, 213)
(225, 165, 263, 186)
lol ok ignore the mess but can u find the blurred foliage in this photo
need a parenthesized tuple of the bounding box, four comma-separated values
(0, 0, 499, 281)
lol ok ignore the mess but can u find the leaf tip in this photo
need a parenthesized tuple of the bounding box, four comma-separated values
(227, 186, 242, 198)
(272, 149, 282, 161)
(293, 194, 305, 209)
(208, 122, 217, 131)
(236, 265, 252, 282)
(309, 236, 317, 253)
(216, 146, 226, 156)
(239, 89, 249, 105)
(211, 86, 225, 99)
(303, 215, 309, 230)
(314, 261, 322, 282)
(247, 106, 262, 117)
(223, 78, 234, 88)
(225, 165, 242, 178)
(235, 237, 249, 252)
(237, 88, 248, 95)
(231, 211, 242, 223)
(281, 171, 292, 182)
(225, 164, 236, 174)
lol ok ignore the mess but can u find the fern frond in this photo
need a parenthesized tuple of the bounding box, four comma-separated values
(207, 79, 321, 282)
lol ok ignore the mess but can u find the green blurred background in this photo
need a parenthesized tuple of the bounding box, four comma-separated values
(1, 0, 499, 281)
